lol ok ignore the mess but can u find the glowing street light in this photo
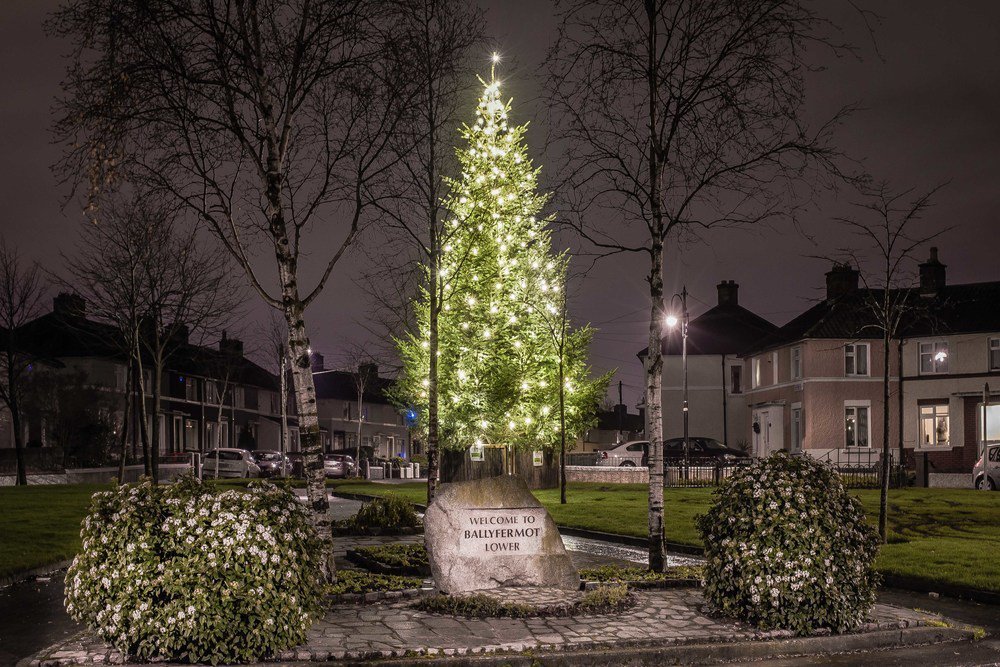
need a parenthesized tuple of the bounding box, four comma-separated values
(666, 287, 690, 470)
(665, 314, 679, 328)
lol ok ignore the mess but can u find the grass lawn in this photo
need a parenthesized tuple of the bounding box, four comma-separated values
(331, 480, 1000, 593)
(0, 483, 108, 579)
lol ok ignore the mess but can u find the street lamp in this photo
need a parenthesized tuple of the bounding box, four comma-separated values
(665, 287, 690, 470)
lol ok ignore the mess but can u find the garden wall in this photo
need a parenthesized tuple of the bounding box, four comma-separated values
(565, 464, 648, 484)
(440, 447, 558, 489)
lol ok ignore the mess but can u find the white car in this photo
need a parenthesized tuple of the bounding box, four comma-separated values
(974, 444, 999, 490)
(202, 448, 260, 478)
(596, 440, 648, 467)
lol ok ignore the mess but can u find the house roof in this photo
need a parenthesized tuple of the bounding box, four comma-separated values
(312, 369, 396, 405)
(745, 280, 1000, 355)
(16, 307, 280, 391)
(637, 303, 778, 359)
(594, 408, 644, 433)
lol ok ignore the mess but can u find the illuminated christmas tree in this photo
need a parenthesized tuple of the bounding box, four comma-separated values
(397, 63, 608, 455)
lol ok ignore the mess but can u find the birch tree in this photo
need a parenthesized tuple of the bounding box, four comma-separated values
(545, 0, 858, 570)
(51, 0, 412, 575)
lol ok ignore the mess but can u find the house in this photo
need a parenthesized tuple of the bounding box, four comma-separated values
(639, 281, 777, 447)
(574, 403, 644, 453)
(3, 293, 294, 463)
(741, 265, 900, 461)
(897, 249, 1000, 487)
(310, 356, 411, 459)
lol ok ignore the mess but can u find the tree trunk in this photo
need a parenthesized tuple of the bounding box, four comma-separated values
(426, 270, 441, 503)
(117, 360, 133, 484)
(356, 381, 363, 465)
(878, 331, 891, 543)
(10, 400, 27, 486)
(645, 238, 666, 572)
(280, 352, 288, 475)
(134, 346, 152, 476)
(559, 353, 567, 505)
(150, 358, 162, 484)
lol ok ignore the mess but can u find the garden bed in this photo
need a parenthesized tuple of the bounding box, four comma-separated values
(415, 584, 634, 618)
(345, 543, 431, 576)
(326, 570, 430, 604)
(579, 564, 703, 590)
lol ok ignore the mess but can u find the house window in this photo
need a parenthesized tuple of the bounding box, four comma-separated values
(172, 415, 183, 453)
(771, 352, 778, 384)
(205, 382, 218, 404)
(981, 404, 1000, 444)
(791, 405, 804, 452)
(919, 404, 950, 447)
(845, 343, 869, 376)
(185, 377, 199, 401)
(751, 358, 761, 388)
(343, 402, 352, 420)
(184, 418, 199, 451)
(791, 347, 802, 380)
(989, 338, 1000, 371)
(233, 387, 245, 408)
(919, 341, 949, 374)
(730, 365, 743, 394)
(845, 404, 870, 448)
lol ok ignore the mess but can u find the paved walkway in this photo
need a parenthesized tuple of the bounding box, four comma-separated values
(26, 589, 937, 665)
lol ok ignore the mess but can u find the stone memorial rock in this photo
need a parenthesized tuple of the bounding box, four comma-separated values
(424, 474, 579, 593)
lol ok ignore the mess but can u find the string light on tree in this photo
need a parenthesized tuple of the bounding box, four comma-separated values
(396, 57, 607, 454)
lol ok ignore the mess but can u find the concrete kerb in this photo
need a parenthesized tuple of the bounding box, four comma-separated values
(251, 626, 975, 667)
(0, 559, 72, 589)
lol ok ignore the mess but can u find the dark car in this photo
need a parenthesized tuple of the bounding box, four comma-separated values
(664, 437, 748, 462)
(253, 450, 291, 478)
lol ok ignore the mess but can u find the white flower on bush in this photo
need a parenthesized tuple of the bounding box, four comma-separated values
(697, 453, 880, 635)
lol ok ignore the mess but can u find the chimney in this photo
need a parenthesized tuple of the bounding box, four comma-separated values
(219, 331, 244, 356)
(825, 263, 859, 300)
(919, 247, 947, 295)
(359, 362, 379, 381)
(169, 323, 189, 345)
(310, 351, 325, 372)
(717, 280, 739, 306)
(53, 292, 86, 318)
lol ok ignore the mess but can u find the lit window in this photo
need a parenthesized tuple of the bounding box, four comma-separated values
(919, 404, 950, 447)
(919, 342, 949, 374)
(791, 347, 802, 380)
(791, 406, 804, 452)
(845, 343, 869, 376)
(989, 338, 1000, 371)
(845, 404, 870, 448)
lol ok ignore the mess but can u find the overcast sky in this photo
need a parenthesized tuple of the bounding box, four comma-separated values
(2, 1, 999, 407)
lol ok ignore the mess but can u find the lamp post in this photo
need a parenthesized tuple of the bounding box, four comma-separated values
(984, 382, 991, 492)
(665, 287, 690, 471)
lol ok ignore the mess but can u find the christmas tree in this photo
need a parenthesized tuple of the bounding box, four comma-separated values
(397, 63, 608, 453)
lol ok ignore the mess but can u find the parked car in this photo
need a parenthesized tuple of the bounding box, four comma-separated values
(201, 448, 260, 478)
(974, 443, 999, 490)
(323, 453, 357, 479)
(664, 437, 749, 462)
(253, 450, 291, 478)
(596, 440, 648, 467)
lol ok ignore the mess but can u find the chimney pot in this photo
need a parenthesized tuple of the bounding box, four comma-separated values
(825, 263, 859, 300)
(53, 292, 86, 318)
(919, 247, 947, 295)
(717, 280, 739, 306)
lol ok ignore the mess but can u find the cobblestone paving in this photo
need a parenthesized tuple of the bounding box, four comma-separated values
(27, 589, 937, 665)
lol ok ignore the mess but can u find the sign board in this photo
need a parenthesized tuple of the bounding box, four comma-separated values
(457, 507, 547, 555)
(469, 443, 484, 461)
(532, 450, 543, 467)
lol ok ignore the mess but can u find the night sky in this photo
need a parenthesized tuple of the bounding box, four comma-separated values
(2, 1, 999, 407)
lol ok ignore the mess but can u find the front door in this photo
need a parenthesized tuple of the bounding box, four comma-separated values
(752, 407, 785, 457)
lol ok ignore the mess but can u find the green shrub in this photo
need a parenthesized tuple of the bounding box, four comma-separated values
(350, 494, 419, 531)
(579, 584, 631, 612)
(579, 564, 703, 584)
(327, 570, 424, 596)
(354, 543, 428, 570)
(697, 453, 880, 634)
(416, 593, 535, 618)
(65, 477, 324, 664)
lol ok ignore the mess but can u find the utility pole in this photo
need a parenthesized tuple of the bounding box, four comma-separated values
(618, 380, 624, 442)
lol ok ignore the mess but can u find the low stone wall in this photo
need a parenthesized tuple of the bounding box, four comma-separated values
(0, 463, 193, 486)
(565, 464, 648, 484)
(928, 473, 972, 489)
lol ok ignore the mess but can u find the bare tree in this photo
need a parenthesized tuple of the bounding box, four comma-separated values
(545, 0, 860, 570)
(258, 311, 293, 475)
(65, 196, 240, 483)
(50, 0, 418, 575)
(364, 0, 485, 502)
(833, 183, 947, 543)
(0, 239, 47, 485)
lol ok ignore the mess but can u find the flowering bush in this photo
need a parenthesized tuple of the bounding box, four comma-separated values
(65, 477, 324, 664)
(697, 453, 880, 634)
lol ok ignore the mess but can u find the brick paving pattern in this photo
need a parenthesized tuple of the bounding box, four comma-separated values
(27, 588, 936, 665)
